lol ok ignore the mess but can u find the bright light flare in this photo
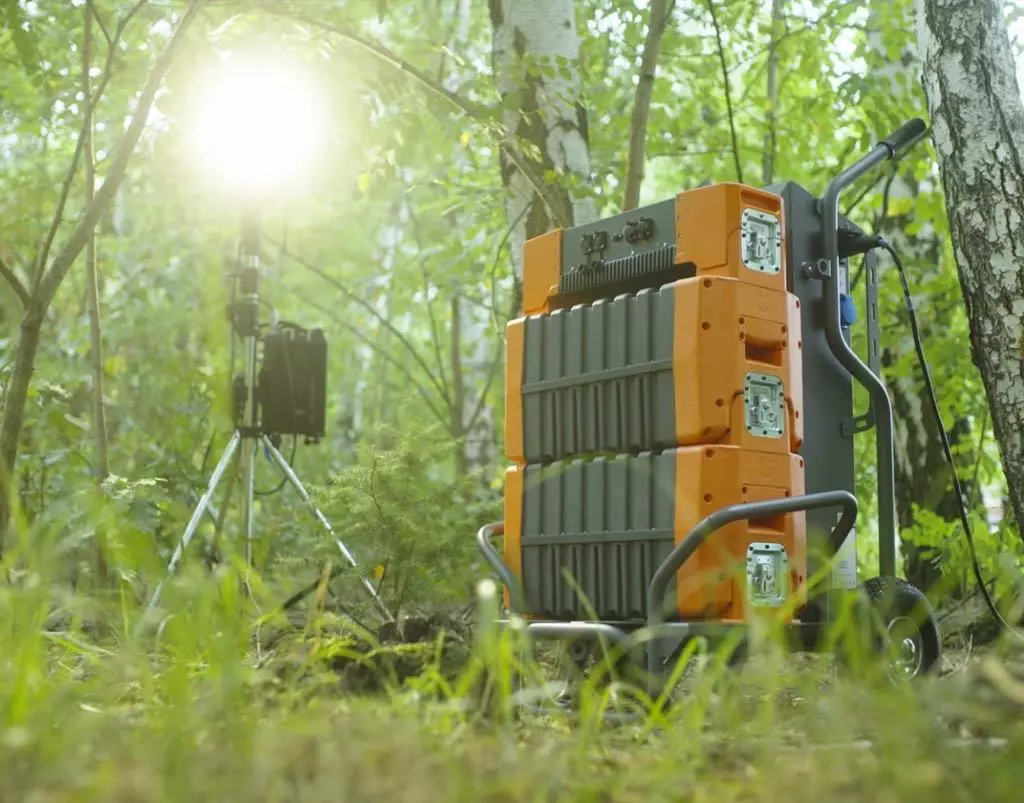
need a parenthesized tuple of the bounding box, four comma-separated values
(188, 54, 326, 197)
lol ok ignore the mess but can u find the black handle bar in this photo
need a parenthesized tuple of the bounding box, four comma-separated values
(819, 118, 928, 582)
(880, 118, 927, 158)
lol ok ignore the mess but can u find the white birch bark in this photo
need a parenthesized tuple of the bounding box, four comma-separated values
(489, 0, 597, 279)
(916, 0, 1024, 533)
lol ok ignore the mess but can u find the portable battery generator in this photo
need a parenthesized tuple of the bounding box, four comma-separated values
(474, 118, 943, 704)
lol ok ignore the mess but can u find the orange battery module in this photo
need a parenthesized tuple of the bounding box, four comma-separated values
(501, 445, 807, 623)
(521, 183, 786, 316)
(505, 275, 803, 465)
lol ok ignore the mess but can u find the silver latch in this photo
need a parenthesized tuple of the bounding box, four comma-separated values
(740, 208, 782, 274)
(744, 372, 785, 438)
(746, 542, 789, 607)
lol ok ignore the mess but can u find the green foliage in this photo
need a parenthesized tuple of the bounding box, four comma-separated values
(0, 547, 1021, 800)
(903, 504, 1024, 603)
(0, 0, 42, 84)
(0, 0, 1014, 615)
(308, 428, 502, 613)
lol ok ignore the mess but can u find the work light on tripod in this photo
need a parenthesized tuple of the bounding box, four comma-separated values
(140, 52, 391, 626)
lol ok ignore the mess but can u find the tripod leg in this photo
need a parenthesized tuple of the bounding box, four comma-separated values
(185, 444, 240, 565)
(260, 435, 393, 622)
(141, 431, 241, 618)
(239, 434, 257, 572)
(208, 448, 240, 558)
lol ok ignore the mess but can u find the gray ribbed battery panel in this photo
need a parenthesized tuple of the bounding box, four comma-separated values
(521, 285, 678, 464)
(519, 451, 676, 621)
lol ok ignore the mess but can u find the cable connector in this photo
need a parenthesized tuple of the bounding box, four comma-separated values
(840, 293, 857, 327)
(837, 227, 884, 259)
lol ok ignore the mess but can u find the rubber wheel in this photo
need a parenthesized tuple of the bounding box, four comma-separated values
(857, 576, 942, 681)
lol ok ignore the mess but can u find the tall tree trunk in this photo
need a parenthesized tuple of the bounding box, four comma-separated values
(84, 0, 111, 583)
(0, 305, 44, 546)
(449, 294, 467, 478)
(622, 0, 674, 211)
(442, 12, 496, 479)
(488, 0, 597, 280)
(917, 0, 1024, 539)
(761, 0, 783, 185)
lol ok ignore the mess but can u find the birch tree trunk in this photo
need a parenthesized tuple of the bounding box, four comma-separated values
(488, 0, 597, 281)
(917, 0, 1024, 536)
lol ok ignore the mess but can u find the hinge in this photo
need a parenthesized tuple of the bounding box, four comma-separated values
(802, 258, 831, 280)
(841, 410, 875, 436)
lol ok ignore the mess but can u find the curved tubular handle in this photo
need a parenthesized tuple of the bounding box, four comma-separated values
(880, 118, 927, 158)
(818, 120, 928, 581)
(646, 490, 859, 634)
(475, 522, 523, 613)
(525, 620, 631, 647)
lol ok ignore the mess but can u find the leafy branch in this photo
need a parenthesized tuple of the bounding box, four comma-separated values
(268, 278, 450, 426)
(622, 0, 676, 210)
(404, 202, 451, 399)
(269, 239, 453, 410)
(465, 335, 503, 436)
(0, 257, 29, 307)
(267, 6, 492, 120)
(89, 1, 113, 47)
(705, 0, 744, 184)
(33, 0, 150, 291)
(0, 0, 207, 542)
(37, 0, 202, 310)
(264, 6, 569, 229)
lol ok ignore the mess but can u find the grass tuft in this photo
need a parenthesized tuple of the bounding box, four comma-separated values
(1, 516, 1023, 801)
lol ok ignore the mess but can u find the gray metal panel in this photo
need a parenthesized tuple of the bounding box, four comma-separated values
(521, 285, 677, 463)
(765, 181, 856, 615)
(559, 198, 678, 296)
(519, 451, 676, 621)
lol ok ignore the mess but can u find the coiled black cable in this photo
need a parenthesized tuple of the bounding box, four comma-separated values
(875, 236, 1023, 642)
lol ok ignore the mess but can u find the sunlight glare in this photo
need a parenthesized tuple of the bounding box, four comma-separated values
(189, 54, 325, 197)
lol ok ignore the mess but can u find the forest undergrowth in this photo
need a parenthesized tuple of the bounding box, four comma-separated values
(0, 440, 1021, 801)
(2, 533, 1024, 803)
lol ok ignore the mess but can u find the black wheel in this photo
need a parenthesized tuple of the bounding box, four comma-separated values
(859, 576, 942, 681)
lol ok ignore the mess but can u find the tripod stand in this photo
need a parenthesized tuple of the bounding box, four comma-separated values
(142, 208, 392, 624)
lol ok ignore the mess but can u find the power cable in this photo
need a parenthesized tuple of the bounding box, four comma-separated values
(874, 236, 1024, 643)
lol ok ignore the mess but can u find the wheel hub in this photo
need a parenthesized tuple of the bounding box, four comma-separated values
(886, 615, 923, 678)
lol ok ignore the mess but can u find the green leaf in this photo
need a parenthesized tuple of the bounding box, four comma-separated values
(501, 90, 522, 111)
(1, 0, 41, 83)
(63, 413, 88, 431)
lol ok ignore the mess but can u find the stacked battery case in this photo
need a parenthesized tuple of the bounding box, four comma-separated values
(503, 183, 808, 623)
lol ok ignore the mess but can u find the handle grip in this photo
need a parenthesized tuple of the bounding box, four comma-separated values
(880, 118, 927, 158)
